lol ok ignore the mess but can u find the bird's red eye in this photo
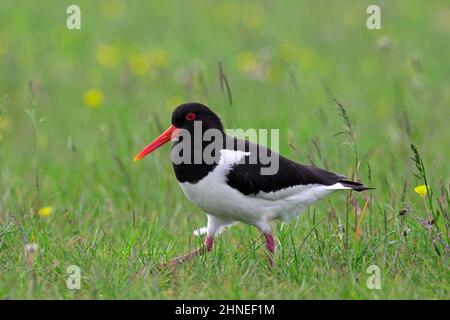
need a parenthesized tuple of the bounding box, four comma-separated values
(186, 112, 196, 121)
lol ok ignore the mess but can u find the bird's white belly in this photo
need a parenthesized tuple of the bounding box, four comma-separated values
(177, 149, 339, 229)
(178, 151, 336, 226)
(180, 178, 335, 226)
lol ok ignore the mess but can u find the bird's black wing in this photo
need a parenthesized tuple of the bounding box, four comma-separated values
(224, 136, 367, 195)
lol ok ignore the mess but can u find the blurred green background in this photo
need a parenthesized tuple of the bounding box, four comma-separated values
(0, 0, 449, 299)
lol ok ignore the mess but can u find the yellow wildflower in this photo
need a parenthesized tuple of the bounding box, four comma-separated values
(0, 115, 10, 142)
(83, 88, 104, 108)
(279, 43, 301, 62)
(129, 53, 151, 76)
(414, 184, 429, 197)
(0, 115, 11, 130)
(297, 47, 317, 70)
(237, 51, 271, 81)
(129, 49, 167, 79)
(241, 4, 265, 30)
(38, 207, 53, 218)
(96, 45, 120, 68)
(147, 48, 168, 68)
(238, 51, 259, 73)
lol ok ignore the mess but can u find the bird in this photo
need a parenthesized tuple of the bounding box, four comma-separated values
(133, 102, 371, 268)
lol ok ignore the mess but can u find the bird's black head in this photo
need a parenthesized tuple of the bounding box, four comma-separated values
(171, 102, 224, 133)
(133, 102, 224, 161)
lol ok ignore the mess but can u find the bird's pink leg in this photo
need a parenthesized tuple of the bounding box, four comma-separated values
(264, 233, 275, 267)
(161, 235, 214, 270)
(205, 235, 214, 251)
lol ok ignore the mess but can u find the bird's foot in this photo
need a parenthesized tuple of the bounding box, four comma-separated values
(160, 247, 205, 271)
(159, 236, 214, 271)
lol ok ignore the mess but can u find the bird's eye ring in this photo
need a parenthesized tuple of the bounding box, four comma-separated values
(186, 112, 196, 121)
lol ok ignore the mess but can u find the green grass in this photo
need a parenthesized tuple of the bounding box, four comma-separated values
(0, 0, 449, 299)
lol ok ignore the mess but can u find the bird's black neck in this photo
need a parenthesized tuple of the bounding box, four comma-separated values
(171, 127, 225, 183)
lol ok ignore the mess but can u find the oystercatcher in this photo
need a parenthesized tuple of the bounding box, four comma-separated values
(134, 102, 371, 267)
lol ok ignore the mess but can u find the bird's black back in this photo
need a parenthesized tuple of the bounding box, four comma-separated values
(224, 136, 351, 195)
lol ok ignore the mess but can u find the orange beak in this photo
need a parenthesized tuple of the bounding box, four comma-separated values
(133, 125, 178, 161)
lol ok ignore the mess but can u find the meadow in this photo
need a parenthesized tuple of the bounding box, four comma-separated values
(0, 0, 449, 299)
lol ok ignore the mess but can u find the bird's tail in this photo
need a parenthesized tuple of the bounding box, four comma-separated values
(338, 179, 375, 192)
